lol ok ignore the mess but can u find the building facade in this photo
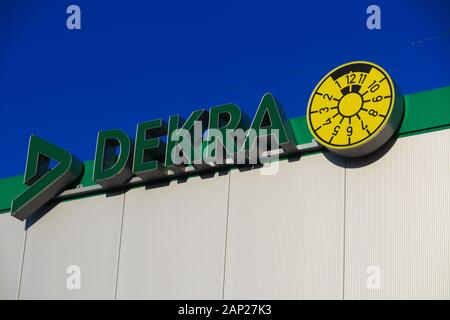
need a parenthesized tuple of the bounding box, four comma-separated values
(0, 85, 450, 300)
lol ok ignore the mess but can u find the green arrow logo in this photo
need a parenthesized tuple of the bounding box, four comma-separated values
(11, 135, 83, 221)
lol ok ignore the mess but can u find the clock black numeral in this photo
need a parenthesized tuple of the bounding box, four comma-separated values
(368, 80, 380, 93)
(361, 121, 368, 130)
(323, 94, 333, 101)
(347, 126, 353, 136)
(332, 125, 340, 136)
(358, 74, 367, 84)
(346, 73, 356, 85)
(372, 95, 383, 102)
(368, 109, 378, 117)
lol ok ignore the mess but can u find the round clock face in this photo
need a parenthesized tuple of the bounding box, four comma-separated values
(307, 61, 403, 157)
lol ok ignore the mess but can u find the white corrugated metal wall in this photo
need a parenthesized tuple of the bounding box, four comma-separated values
(0, 129, 449, 299)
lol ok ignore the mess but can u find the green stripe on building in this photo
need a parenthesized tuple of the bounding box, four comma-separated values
(1, 85, 449, 213)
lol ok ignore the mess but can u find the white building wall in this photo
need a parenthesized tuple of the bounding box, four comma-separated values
(18, 194, 124, 299)
(344, 130, 450, 299)
(0, 129, 449, 299)
(116, 174, 229, 299)
(224, 154, 345, 299)
(0, 215, 25, 300)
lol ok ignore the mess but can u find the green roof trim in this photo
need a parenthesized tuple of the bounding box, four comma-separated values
(0, 176, 27, 214)
(1, 85, 449, 214)
(399, 86, 450, 135)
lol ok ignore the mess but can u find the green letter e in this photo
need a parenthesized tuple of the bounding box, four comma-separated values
(93, 129, 133, 189)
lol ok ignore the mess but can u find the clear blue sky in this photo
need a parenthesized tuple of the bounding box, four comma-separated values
(1, 0, 449, 178)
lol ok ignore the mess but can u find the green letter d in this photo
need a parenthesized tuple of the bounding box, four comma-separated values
(11, 135, 83, 221)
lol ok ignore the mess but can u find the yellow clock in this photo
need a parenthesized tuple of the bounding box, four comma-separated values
(307, 61, 403, 157)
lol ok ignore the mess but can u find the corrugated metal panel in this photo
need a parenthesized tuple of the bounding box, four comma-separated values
(224, 154, 345, 299)
(1, 130, 450, 299)
(0, 214, 25, 300)
(345, 129, 450, 299)
(19, 194, 124, 299)
(116, 174, 229, 299)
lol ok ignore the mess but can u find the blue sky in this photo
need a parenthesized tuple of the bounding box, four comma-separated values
(0, 0, 449, 178)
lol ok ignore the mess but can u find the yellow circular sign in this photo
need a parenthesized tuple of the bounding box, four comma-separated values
(307, 61, 403, 157)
